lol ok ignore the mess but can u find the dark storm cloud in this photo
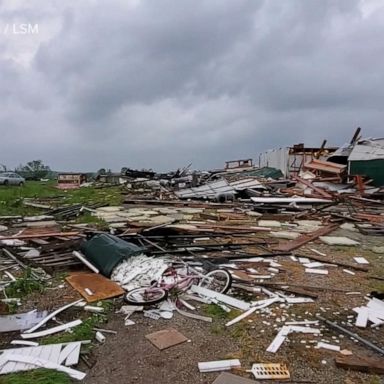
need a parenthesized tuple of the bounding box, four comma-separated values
(1, 0, 384, 171)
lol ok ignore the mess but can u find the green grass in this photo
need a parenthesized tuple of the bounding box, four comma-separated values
(5, 269, 45, 298)
(42, 301, 113, 345)
(41, 316, 100, 345)
(369, 376, 381, 384)
(0, 302, 113, 383)
(74, 213, 109, 229)
(202, 304, 232, 319)
(0, 369, 72, 384)
(0, 181, 123, 216)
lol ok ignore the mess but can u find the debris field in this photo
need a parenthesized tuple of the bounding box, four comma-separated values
(1, 133, 384, 383)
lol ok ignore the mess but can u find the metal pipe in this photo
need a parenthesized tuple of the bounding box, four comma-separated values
(316, 315, 384, 356)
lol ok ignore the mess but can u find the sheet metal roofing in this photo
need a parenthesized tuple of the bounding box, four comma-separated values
(348, 138, 384, 161)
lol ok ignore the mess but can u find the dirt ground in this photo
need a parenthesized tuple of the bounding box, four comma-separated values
(82, 310, 382, 384)
(81, 228, 384, 384)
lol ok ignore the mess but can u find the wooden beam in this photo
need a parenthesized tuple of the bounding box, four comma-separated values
(274, 224, 339, 252)
(0, 232, 82, 240)
(335, 355, 384, 374)
(293, 175, 333, 199)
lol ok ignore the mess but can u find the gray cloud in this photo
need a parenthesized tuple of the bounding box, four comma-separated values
(1, 0, 384, 171)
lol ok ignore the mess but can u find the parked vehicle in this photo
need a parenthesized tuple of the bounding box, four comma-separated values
(0, 172, 25, 186)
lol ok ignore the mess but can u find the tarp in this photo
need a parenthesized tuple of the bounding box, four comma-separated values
(80, 234, 142, 277)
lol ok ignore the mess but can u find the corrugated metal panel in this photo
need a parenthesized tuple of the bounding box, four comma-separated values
(175, 178, 265, 199)
(348, 139, 384, 161)
(175, 180, 233, 199)
(258, 148, 289, 177)
(229, 178, 266, 190)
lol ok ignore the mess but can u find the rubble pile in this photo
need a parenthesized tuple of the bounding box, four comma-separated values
(0, 130, 383, 382)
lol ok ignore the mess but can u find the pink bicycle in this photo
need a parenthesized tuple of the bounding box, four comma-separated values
(124, 264, 232, 305)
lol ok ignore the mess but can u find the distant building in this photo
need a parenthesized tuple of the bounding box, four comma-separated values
(57, 172, 87, 189)
(225, 159, 253, 170)
(96, 173, 123, 184)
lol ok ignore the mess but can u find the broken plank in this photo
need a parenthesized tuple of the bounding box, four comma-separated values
(274, 224, 339, 252)
(0, 232, 81, 240)
(21, 320, 82, 339)
(293, 175, 333, 199)
(335, 355, 384, 374)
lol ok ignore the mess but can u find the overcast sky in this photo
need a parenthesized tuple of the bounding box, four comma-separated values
(0, 0, 383, 172)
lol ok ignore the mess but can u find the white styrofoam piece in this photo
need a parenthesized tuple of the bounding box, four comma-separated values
(305, 268, 328, 275)
(198, 359, 241, 372)
(354, 257, 369, 264)
(316, 342, 340, 352)
(258, 220, 282, 228)
(269, 261, 282, 267)
(343, 269, 355, 275)
(320, 236, 359, 246)
(289, 326, 320, 334)
(285, 297, 314, 304)
(270, 231, 299, 240)
(303, 262, 324, 268)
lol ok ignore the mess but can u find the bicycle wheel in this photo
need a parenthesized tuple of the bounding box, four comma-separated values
(125, 287, 168, 305)
(198, 269, 232, 294)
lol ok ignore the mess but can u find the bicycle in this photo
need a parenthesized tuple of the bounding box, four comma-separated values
(124, 260, 232, 305)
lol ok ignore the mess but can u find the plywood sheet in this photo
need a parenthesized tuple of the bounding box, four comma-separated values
(66, 272, 125, 302)
(145, 328, 188, 350)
